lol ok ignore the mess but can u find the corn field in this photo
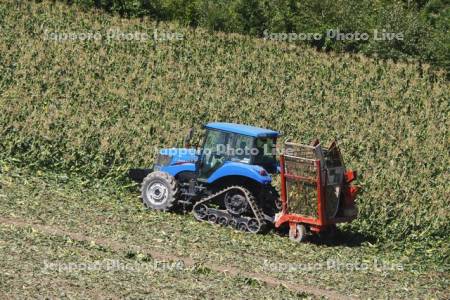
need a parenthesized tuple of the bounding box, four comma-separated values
(0, 0, 449, 246)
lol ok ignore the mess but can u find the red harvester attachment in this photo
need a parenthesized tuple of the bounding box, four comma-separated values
(274, 140, 358, 242)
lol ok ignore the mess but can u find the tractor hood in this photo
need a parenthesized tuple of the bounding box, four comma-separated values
(128, 148, 198, 183)
(159, 148, 199, 166)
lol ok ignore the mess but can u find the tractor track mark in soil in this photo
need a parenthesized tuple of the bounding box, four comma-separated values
(0, 215, 353, 300)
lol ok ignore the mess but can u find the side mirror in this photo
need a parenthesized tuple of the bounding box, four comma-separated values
(184, 128, 194, 148)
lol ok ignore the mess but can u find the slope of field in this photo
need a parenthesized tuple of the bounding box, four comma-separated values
(0, 166, 448, 299)
(0, 226, 311, 299)
(0, 0, 448, 268)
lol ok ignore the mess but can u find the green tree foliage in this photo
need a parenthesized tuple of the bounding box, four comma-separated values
(62, 0, 449, 74)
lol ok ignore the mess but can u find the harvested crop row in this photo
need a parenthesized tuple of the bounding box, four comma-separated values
(0, 0, 448, 245)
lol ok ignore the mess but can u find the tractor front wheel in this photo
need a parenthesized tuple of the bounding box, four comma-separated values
(289, 223, 307, 243)
(141, 171, 178, 211)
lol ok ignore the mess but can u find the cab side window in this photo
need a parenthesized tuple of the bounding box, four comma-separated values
(229, 134, 253, 163)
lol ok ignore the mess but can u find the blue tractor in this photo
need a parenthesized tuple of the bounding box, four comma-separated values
(130, 122, 282, 233)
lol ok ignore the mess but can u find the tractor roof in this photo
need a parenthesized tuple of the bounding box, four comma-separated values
(205, 122, 279, 138)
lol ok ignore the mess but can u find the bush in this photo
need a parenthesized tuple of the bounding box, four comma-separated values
(61, 0, 449, 74)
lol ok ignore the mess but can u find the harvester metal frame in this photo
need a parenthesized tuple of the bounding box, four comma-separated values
(274, 141, 358, 241)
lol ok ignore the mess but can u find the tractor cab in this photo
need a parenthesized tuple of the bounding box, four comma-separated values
(198, 123, 279, 178)
(128, 122, 280, 185)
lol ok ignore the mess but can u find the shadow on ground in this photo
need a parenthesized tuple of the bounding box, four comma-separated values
(272, 224, 376, 247)
(309, 229, 376, 247)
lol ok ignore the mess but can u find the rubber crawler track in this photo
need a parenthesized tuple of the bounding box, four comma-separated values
(192, 185, 266, 233)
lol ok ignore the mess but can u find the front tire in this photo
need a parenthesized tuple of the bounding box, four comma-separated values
(141, 171, 178, 211)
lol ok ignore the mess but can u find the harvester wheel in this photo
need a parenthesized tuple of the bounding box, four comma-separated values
(141, 171, 178, 211)
(289, 224, 307, 243)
